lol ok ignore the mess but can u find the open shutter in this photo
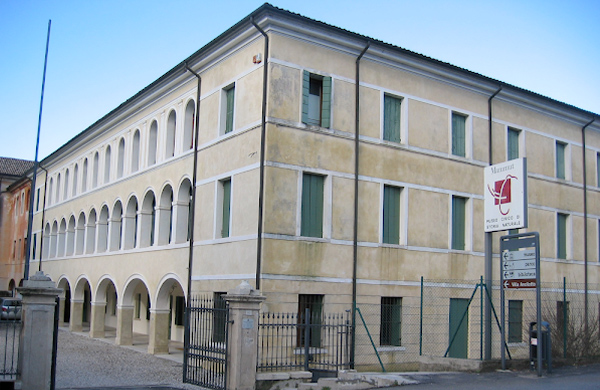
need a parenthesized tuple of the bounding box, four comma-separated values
(452, 114, 466, 157)
(302, 70, 310, 124)
(221, 179, 231, 237)
(452, 196, 466, 250)
(225, 86, 235, 134)
(384, 95, 401, 143)
(321, 76, 332, 128)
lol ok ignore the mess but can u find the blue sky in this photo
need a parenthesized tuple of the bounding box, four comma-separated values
(1, 0, 598, 161)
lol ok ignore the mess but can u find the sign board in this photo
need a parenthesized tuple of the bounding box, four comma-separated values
(484, 158, 528, 232)
(500, 233, 538, 290)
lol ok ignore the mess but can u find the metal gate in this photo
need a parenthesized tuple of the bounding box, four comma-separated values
(257, 309, 351, 374)
(184, 295, 229, 390)
(0, 314, 21, 381)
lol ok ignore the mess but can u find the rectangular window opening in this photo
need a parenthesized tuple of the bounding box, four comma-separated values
(507, 128, 520, 161)
(556, 141, 566, 179)
(383, 95, 402, 143)
(297, 294, 323, 348)
(383, 185, 401, 245)
(213, 292, 227, 343)
(301, 173, 324, 238)
(452, 113, 466, 157)
(451, 196, 467, 250)
(302, 71, 331, 128)
(380, 297, 402, 346)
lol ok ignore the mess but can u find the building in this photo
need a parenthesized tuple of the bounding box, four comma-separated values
(26, 4, 599, 361)
(0, 157, 34, 295)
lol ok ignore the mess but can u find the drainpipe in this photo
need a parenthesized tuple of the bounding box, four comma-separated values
(183, 63, 201, 383)
(582, 117, 595, 340)
(351, 42, 369, 369)
(251, 17, 269, 291)
(38, 165, 48, 272)
(485, 86, 501, 360)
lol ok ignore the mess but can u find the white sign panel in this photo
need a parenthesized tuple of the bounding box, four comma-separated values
(484, 158, 528, 232)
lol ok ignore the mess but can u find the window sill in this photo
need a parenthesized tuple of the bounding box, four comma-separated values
(377, 346, 406, 352)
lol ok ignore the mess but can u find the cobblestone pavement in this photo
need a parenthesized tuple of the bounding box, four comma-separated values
(56, 329, 199, 390)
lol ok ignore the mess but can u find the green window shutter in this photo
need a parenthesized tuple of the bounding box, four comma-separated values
(452, 113, 466, 157)
(452, 196, 466, 250)
(508, 300, 523, 343)
(383, 185, 400, 245)
(321, 76, 331, 128)
(301, 174, 324, 238)
(556, 142, 566, 179)
(225, 86, 235, 134)
(383, 95, 401, 143)
(302, 70, 310, 124)
(508, 128, 519, 160)
(221, 179, 231, 238)
(557, 213, 567, 259)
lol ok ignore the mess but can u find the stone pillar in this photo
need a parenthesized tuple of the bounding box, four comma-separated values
(223, 281, 266, 390)
(58, 291, 66, 327)
(89, 302, 106, 338)
(148, 309, 170, 354)
(116, 305, 134, 345)
(17, 271, 61, 390)
(69, 299, 84, 332)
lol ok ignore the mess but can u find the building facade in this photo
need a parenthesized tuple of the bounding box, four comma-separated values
(26, 5, 599, 360)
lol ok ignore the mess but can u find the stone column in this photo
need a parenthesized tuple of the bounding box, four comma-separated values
(58, 291, 66, 327)
(148, 309, 170, 354)
(223, 281, 266, 390)
(89, 302, 106, 338)
(17, 271, 61, 390)
(116, 305, 134, 345)
(69, 299, 84, 332)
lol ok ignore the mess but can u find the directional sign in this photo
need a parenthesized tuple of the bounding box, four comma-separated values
(503, 279, 537, 289)
(502, 250, 535, 261)
(502, 259, 536, 271)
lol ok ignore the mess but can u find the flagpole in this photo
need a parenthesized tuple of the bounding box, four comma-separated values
(24, 19, 51, 281)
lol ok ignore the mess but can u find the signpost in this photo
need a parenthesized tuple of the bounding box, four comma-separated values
(500, 232, 541, 376)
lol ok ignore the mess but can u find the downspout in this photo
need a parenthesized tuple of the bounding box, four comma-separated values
(38, 165, 48, 272)
(352, 42, 369, 369)
(582, 117, 595, 340)
(251, 17, 269, 291)
(183, 63, 201, 383)
(485, 86, 501, 360)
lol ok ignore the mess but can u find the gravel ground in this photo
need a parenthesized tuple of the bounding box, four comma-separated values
(55, 329, 200, 389)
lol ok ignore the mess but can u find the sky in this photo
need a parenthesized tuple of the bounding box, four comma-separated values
(1, 0, 598, 161)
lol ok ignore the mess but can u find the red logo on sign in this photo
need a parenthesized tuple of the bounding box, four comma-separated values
(488, 175, 517, 215)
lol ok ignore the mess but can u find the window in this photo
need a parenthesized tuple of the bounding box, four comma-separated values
(301, 173, 324, 238)
(32, 233, 37, 260)
(556, 141, 566, 179)
(104, 146, 111, 184)
(383, 185, 401, 245)
(297, 294, 323, 347)
(56, 173, 61, 203)
(380, 297, 402, 346)
(148, 121, 158, 166)
(48, 178, 53, 205)
(63, 169, 69, 200)
(557, 213, 568, 259)
(132, 130, 140, 173)
(213, 292, 227, 343)
(508, 300, 523, 343)
(72, 164, 78, 197)
(92, 152, 99, 188)
(117, 138, 125, 179)
(383, 94, 402, 143)
(166, 110, 176, 157)
(219, 178, 231, 238)
(451, 196, 467, 250)
(302, 71, 331, 128)
(223, 85, 235, 134)
(507, 128, 520, 161)
(452, 113, 466, 157)
(174, 296, 185, 326)
(184, 100, 195, 150)
(82, 159, 88, 192)
(36, 188, 40, 211)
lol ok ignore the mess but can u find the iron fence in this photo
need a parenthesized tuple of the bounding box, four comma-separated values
(257, 309, 351, 372)
(0, 316, 21, 381)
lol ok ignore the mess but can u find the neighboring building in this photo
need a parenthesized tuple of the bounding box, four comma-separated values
(0, 157, 34, 295)
(28, 4, 599, 361)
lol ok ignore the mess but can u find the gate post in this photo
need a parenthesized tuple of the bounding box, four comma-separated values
(16, 271, 61, 390)
(223, 281, 265, 390)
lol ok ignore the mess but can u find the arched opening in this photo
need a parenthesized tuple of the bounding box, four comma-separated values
(75, 212, 86, 255)
(184, 100, 195, 151)
(104, 146, 111, 184)
(166, 110, 176, 158)
(73, 164, 79, 197)
(71, 278, 92, 332)
(56, 173, 61, 203)
(57, 218, 67, 257)
(148, 121, 158, 166)
(50, 221, 58, 258)
(66, 215, 76, 256)
(175, 179, 192, 243)
(117, 138, 125, 179)
(8, 280, 15, 297)
(90, 277, 118, 339)
(140, 191, 156, 247)
(158, 185, 173, 245)
(57, 278, 72, 325)
(85, 209, 97, 254)
(64, 169, 70, 200)
(155, 276, 186, 349)
(48, 178, 54, 206)
(109, 201, 123, 251)
(132, 130, 140, 173)
(124, 197, 138, 250)
(92, 152, 99, 189)
(82, 159, 88, 193)
(42, 223, 51, 260)
(117, 278, 151, 346)
(97, 205, 109, 252)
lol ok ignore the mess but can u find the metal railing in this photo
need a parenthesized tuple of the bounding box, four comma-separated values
(0, 311, 22, 381)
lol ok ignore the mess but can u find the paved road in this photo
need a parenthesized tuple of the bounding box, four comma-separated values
(400, 364, 600, 390)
